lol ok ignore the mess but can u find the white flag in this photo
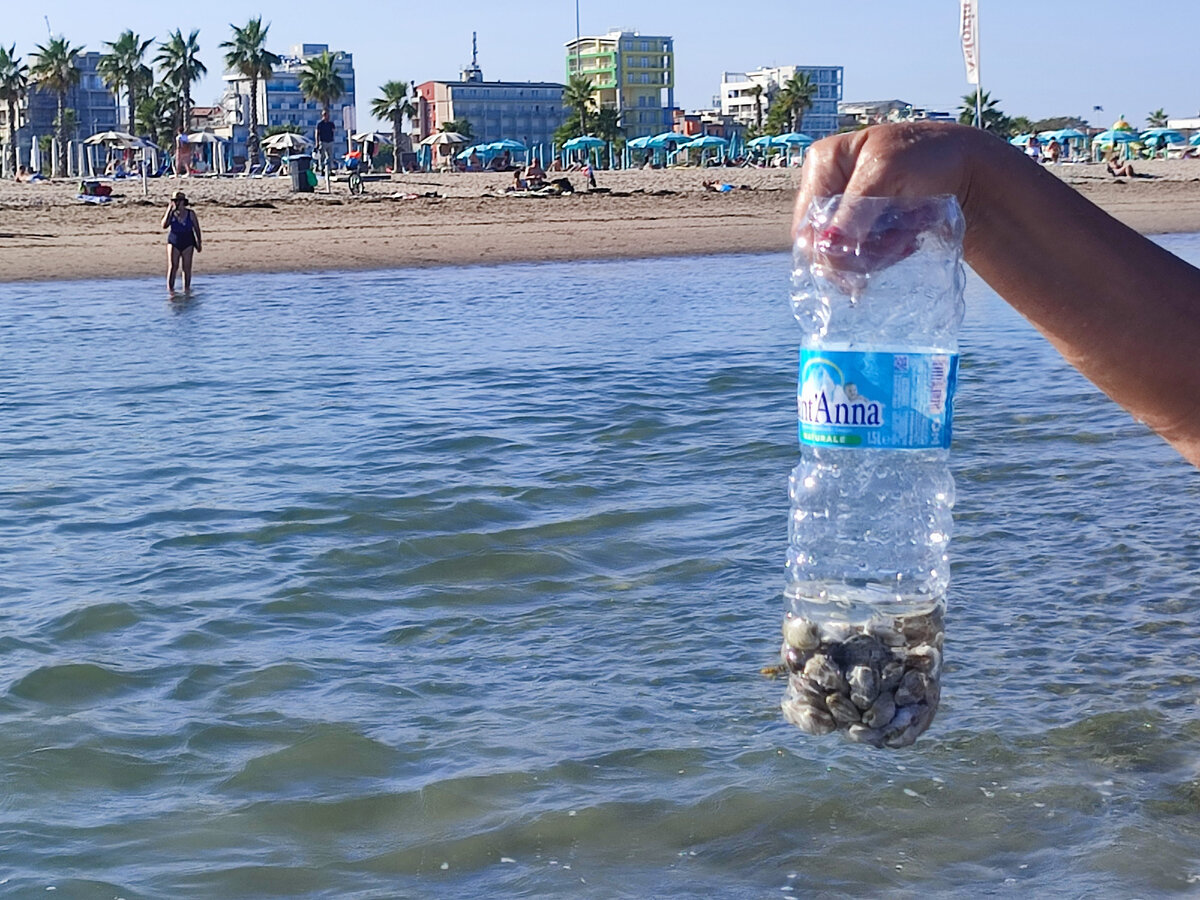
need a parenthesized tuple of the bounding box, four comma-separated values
(960, 0, 981, 85)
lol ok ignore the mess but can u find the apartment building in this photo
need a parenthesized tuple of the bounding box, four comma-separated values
(719, 65, 843, 138)
(564, 30, 674, 139)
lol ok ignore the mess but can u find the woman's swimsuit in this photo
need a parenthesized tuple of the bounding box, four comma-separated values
(167, 210, 196, 250)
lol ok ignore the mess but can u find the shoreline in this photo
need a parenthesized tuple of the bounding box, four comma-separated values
(3, 162, 1200, 284)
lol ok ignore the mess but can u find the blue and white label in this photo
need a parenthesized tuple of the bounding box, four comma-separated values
(798, 349, 958, 449)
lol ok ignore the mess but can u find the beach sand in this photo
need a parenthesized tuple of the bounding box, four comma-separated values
(3, 160, 1200, 284)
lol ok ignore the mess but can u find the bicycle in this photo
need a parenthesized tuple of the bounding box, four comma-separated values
(345, 152, 365, 195)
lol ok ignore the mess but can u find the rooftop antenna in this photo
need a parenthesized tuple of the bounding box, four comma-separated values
(472, 31, 478, 68)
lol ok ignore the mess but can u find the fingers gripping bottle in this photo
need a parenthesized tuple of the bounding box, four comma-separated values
(781, 195, 965, 749)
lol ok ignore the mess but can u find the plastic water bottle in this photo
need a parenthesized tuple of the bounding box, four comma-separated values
(779, 195, 965, 749)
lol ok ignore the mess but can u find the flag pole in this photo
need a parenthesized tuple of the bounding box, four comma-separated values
(961, 0, 982, 128)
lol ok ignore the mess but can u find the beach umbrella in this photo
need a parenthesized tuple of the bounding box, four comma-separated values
(683, 135, 729, 149)
(262, 132, 312, 152)
(419, 131, 469, 146)
(1046, 128, 1086, 141)
(1010, 133, 1034, 146)
(563, 135, 606, 151)
(455, 143, 487, 160)
(1139, 128, 1186, 145)
(1191, 133, 1200, 146)
(647, 131, 692, 148)
(187, 130, 226, 144)
(772, 132, 814, 146)
(351, 131, 392, 145)
(84, 130, 149, 150)
(626, 135, 652, 149)
(1091, 129, 1140, 144)
(747, 135, 774, 148)
(485, 139, 526, 152)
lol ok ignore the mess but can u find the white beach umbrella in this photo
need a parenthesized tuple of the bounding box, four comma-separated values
(351, 131, 392, 145)
(187, 131, 227, 144)
(261, 132, 313, 152)
(419, 131, 469, 146)
(83, 130, 147, 149)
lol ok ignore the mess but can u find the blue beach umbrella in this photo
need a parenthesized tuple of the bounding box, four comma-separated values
(683, 135, 729, 149)
(627, 135, 652, 149)
(747, 135, 773, 148)
(1091, 129, 1140, 143)
(1039, 128, 1086, 141)
(486, 139, 527, 152)
(1191, 133, 1200, 146)
(1010, 133, 1034, 146)
(456, 143, 486, 160)
(772, 132, 814, 146)
(647, 131, 692, 148)
(1139, 128, 1186, 145)
(563, 135, 606, 151)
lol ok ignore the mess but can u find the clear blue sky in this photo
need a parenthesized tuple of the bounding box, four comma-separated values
(8, 0, 1200, 129)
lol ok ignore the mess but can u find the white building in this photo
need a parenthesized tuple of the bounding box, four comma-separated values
(222, 43, 356, 159)
(719, 65, 843, 138)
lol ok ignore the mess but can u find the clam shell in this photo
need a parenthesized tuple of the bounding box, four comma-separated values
(895, 670, 930, 706)
(782, 698, 836, 735)
(803, 653, 848, 694)
(862, 690, 896, 729)
(848, 665, 879, 710)
(826, 692, 862, 726)
(782, 616, 820, 651)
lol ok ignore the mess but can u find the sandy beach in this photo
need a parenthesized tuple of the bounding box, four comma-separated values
(3, 160, 1200, 284)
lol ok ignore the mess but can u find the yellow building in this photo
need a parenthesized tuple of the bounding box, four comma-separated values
(564, 30, 674, 139)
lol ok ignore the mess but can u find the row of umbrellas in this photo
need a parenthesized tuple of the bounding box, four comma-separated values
(1012, 127, 1200, 147)
(456, 138, 527, 160)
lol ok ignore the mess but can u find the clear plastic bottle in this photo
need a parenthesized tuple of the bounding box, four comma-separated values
(780, 195, 965, 749)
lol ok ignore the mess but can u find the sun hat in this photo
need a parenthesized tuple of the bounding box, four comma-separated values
(170, 190, 188, 202)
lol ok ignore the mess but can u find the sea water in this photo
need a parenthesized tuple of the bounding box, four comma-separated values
(1, 240, 1199, 897)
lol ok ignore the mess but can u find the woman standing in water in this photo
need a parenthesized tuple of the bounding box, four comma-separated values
(161, 189, 202, 294)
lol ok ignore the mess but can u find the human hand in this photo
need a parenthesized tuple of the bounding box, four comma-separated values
(793, 122, 983, 273)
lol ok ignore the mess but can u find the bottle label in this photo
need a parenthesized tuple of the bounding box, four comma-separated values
(798, 349, 958, 449)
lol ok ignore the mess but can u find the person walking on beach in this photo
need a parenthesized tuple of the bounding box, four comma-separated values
(315, 110, 336, 174)
(161, 189, 201, 294)
(793, 121, 1200, 468)
(173, 127, 190, 177)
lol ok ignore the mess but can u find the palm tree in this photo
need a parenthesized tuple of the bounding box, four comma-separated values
(563, 74, 595, 136)
(440, 118, 472, 139)
(136, 82, 176, 150)
(371, 81, 415, 170)
(298, 50, 345, 115)
(1147, 108, 1168, 128)
(779, 71, 817, 133)
(98, 31, 153, 132)
(155, 29, 206, 130)
(594, 107, 622, 145)
(958, 90, 1008, 132)
(748, 83, 764, 132)
(0, 45, 29, 178)
(30, 36, 84, 177)
(220, 18, 279, 167)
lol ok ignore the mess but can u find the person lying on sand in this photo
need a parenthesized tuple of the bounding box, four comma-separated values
(793, 121, 1200, 468)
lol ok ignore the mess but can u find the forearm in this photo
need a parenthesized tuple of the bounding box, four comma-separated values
(963, 136, 1200, 464)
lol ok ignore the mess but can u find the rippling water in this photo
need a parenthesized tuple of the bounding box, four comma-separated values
(2, 236, 1200, 898)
